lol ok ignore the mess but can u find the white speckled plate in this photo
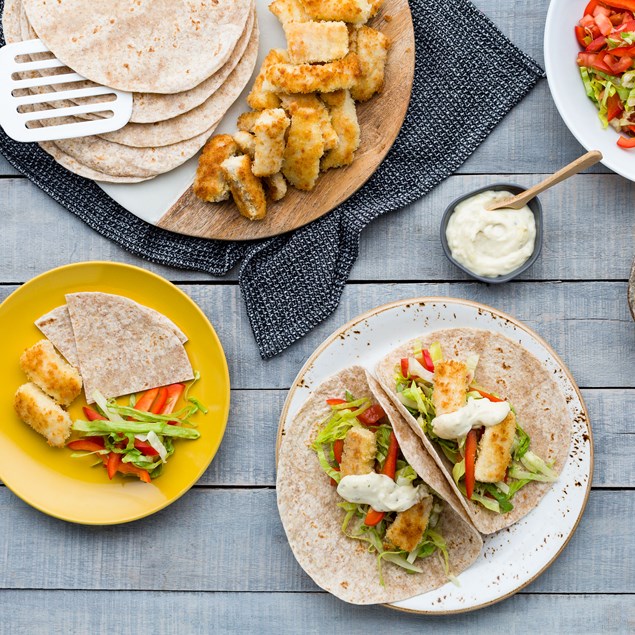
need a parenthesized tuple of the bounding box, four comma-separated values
(276, 297, 593, 613)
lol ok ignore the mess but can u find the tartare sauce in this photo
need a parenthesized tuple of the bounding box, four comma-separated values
(446, 190, 536, 278)
(337, 472, 424, 512)
(431, 397, 510, 440)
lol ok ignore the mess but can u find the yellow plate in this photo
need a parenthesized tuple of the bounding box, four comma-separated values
(0, 261, 230, 525)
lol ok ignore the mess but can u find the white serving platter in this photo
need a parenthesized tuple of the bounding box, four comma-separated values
(545, 0, 635, 181)
(277, 297, 593, 613)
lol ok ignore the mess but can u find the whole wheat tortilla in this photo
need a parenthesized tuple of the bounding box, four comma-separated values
(53, 124, 216, 178)
(16, 0, 256, 125)
(98, 23, 259, 147)
(131, 5, 256, 123)
(38, 142, 151, 183)
(276, 366, 482, 605)
(65, 293, 193, 403)
(2, 0, 21, 44)
(35, 301, 188, 370)
(373, 328, 571, 535)
(21, 0, 252, 94)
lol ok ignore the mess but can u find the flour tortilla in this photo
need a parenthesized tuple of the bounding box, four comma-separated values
(2, 0, 21, 44)
(64, 293, 194, 403)
(16, 0, 255, 125)
(276, 366, 482, 605)
(131, 5, 256, 123)
(53, 123, 216, 178)
(38, 142, 151, 183)
(36, 299, 190, 392)
(373, 328, 572, 535)
(98, 22, 259, 147)
(21, 0, 252, 94)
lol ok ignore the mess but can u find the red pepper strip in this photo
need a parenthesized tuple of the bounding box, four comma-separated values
(602, 0, 635, 13)
(134, 440, 160, 456)
(106, 452, 121, 480)
(584, 0, 599, 15)
(326, 398, 347, 406)
(628, 125, 635, 133)
(134, 387, 160, 412)
(116, 462, 152, 483)
(422, 349, 435, 372)
(67, 439, 104, 452)
(364, 431, 400, 527)
(150, 386, 168, 414)
(474, 388, 505, 402)
(618, 135, 635, 147)
(400, 358, 409, 377)
(161, 383, 185, 415)
(358, 404, 386, 426)
(330, 439, 345, 486)
(464, 429, 477, 500)
(83, 406, 106, 421)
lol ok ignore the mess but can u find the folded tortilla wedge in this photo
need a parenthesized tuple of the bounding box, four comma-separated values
(276, 366, 482, 605)
(373, 328, 571, 534)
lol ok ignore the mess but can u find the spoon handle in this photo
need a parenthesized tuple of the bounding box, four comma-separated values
(487, 150, 603, 211)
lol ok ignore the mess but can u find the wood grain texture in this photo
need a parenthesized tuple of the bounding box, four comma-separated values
(157, 1, 414, 240)
(0, 174, 632, 282)
(0, 282, 632, 389)
(0, 488, 631, 594)
(0, 591, 632, 634)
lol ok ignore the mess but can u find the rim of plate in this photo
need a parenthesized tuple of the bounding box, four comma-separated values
(544, 0, 632, 181)
(0, 261, 231, 525)
(275, 296, 593, 614)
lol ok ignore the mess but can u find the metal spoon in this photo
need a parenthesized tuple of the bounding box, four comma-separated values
(486, 150, 603, 211)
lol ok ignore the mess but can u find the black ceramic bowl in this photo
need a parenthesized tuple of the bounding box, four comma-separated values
(440, 183, 543, 284)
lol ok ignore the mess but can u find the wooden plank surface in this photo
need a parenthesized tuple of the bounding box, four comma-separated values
(1, 591, 632, 634)
(0, 173, 633, 282)
(0, 488, 631, 594)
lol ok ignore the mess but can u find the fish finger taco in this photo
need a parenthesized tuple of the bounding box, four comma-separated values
(276, 366, 482, 605)
(374, 328, 571, 534)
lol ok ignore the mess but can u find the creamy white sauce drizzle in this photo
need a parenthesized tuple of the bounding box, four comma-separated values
(337, 473, 425, 512)
(431, 397, 510, 440)
(446, 190, 536, 278)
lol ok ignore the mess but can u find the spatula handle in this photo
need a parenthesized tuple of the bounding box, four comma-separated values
(488, 150, 603, 210)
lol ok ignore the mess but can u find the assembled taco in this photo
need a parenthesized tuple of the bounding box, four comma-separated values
(276, 366, 482, 605)
(373, 328, 571, 534)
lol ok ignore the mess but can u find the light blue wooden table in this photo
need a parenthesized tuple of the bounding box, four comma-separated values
(1, 1, 634, 632)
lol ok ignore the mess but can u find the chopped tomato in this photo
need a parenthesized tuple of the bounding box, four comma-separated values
(577, 51, 613, 73)
(607, 93, 624, 121)
(585, 35, 607, 51)
(575, 25, 589, 47)
(618, 135, 635, 147)
(606, 44, 635, 57)
(593, 5, 612, 17)
(605, 53, 633, 73)
(358, 404, 386, 426)
(595, 12, 614, 34)
(602, 0, 635, 13)
(584, 0, 599, 16)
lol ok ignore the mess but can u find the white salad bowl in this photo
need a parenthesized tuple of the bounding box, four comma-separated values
(545, 0, 635, 181)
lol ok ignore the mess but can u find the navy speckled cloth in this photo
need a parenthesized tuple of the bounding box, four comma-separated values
(0, 0, 544, 358)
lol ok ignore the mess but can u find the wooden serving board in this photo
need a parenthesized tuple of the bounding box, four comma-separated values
(157, 1, 414, 241)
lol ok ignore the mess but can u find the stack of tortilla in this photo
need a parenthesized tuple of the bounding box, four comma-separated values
(35, 292, 194, 403)
(1, 0, 258, 182)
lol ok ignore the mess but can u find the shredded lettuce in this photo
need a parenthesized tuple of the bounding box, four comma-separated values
(429, 342, 443, 364)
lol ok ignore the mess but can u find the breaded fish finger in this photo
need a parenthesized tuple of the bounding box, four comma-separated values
(433, 360, 469, 415)
(282, 106, 325, 191)
(221, 154, 267, 221)
(474, 410, 517, 483)
(19, 339, 82, 407)
(14, 382, 73, 448)
(253, 108, 291, 177)
(193, 135, 239, 203)
(340, 426, 376, 477)
(321, 89, 360, 170)
(300, 0, 371, 24)
(385, 496, 433, 552)
(285, 21, 349, 64)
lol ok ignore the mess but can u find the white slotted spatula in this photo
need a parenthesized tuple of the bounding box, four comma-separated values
(0, 39, 133, 142)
